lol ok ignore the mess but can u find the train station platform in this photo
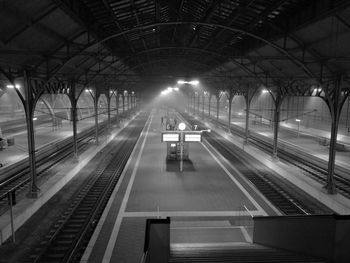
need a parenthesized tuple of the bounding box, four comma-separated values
(212, 111, 350, 171)
(0, 116, 107, 169)
(0, 112, 133, 246)
(81, 109, 280, 263)
(188, 111, 350, 215)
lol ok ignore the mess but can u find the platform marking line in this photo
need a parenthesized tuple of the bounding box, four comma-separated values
(171, 242, 250, 248)
(240, 226, 252, 243)
(204, 140, 282, 216)
(122, 210, 264, 217)
(101, 114, 153, 263)
(201, 143, 268, 216)
(80, 115, 146, 262)
(171, 226, 246, 230)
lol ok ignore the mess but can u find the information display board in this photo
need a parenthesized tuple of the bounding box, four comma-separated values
(184, 133, 202, 142)
(161, 133, 180, 142)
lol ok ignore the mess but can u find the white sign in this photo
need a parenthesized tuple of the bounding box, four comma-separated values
(162, 133, 180, 142)
(184, 133, 202, 142)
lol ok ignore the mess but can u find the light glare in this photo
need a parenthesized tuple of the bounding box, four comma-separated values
(178, 122, 186, 131)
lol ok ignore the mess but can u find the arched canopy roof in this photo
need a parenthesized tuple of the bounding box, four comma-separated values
(0, 0, 350, 93)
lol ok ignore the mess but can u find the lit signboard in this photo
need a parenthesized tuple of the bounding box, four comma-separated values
(184, 133, 202, 142)
(161, 133, 180, 142)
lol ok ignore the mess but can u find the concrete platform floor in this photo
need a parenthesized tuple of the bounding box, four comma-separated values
(82, 109, 281, 263)
(0, 117, 104, 167)
(200, 109, 350, 171)
(0, 112, 136, 262)
(188, 110, 350, 215)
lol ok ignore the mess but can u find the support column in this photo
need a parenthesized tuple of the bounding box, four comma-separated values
(228, 98, 232, 132)
(128, 94, 131, 111)
(122, 95, 125, 113)
(115, 92, 119, 124)
(196, 93, 200, 116)
(244, 92, 251, 144)
(202, 94, 205, 119)
(216, 94, 220, 122)
(187, 95, 190, 113)
(325, 76, 343, 194)
(208, 94, 211, 117)
(272, 92, 282, 158)
(107, 93, 111, 134)
(191, 95, 194, 113)
(24, 70, 39, 198)
(94, 89, 99, 145)
(69, 81, 78, 160)
(227, 90, 234, 132)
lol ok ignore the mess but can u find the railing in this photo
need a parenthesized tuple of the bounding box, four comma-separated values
(237, 205, 254, 242)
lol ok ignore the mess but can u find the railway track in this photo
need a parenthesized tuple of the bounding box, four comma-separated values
(0, 113, 128, 214)
(250, 137, 350, 198)
(191, 112, 350, 199)
(30, 113, 148, 263)
(181, 112, 331, 215)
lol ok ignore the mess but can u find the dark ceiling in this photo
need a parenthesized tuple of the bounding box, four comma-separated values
(0, 0, 350, 93)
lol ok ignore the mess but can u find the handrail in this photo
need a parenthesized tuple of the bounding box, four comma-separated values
(243, 204, 254, 218)
(139, 251, 148, 263)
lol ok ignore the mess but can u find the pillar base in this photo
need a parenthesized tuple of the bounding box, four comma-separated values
(323, 183, 337, 195)
(73, 154, 80, 163)
(272, 154, 279, 161)
(26, 187, 40, 199)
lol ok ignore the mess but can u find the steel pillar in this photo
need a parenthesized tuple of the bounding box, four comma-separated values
(325, 76, 343, 194)
(24, 70, 39, 198)
(272, 94, 282, 158)
(244, 94, 251, 143)
(122, 95, 125, 113)
(202, 95, 205, 119)
(69, 82, 79, 160)
(107, 94, 111, 134)
(94, 90, 99, 145)
(127, 95, 130, 111)
(197, 93, 200, 116)
(192, 94, 196, 114)
(216, 95, 220, 122)
(208, 94, 211, 117)
(115, 93, 119, 123)
(228, 95, 233, 132)
(187, 95, 190, 113)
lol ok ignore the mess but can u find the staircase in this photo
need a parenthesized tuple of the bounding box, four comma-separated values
(169, 242, 326, 263)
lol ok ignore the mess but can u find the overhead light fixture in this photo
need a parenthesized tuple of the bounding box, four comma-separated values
(262, 89, 269, 93)
(6, 84, 20, 89)
(189, 80, 199, 86)
(174, 87, 179, 91)
(177, 80, 199, 86)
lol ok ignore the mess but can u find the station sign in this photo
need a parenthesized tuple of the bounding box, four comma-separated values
(184, 133, 202, 142)
(161, 132, 180, 142)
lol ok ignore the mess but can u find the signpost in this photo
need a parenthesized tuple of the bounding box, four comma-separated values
(161, 122, 210, 172)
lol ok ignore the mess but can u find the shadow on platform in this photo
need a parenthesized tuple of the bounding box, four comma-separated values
(165, 159, 196, 172)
